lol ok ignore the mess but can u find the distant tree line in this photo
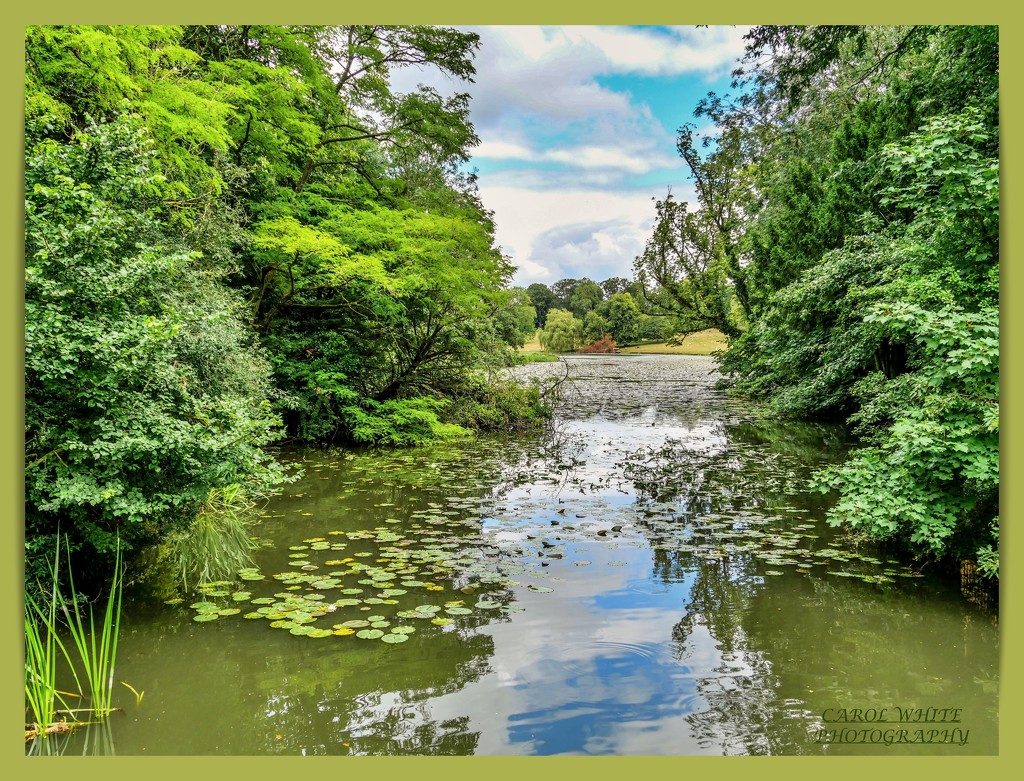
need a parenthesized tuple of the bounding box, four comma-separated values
(521, 277, 675, 352)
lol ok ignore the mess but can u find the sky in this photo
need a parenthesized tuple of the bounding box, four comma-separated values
(392, 25, 751, 288)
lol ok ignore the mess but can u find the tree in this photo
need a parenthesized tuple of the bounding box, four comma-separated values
(24, 116, 285, 587)
(23, 24, 549, 591)
(582, 310, 610, 343)
(599, 276, 630, 297)
(606, 292, 642, 344)
(711, 25, 1000, 579)
(550, 278, 580, 310)
(808, 110, 999, 569)
(567, 278, 603, 318)
(538, 309, 584, 353)
(634, 193, 739, 337)
(526, 282, 557, 329)
(491, 287, 538, 348)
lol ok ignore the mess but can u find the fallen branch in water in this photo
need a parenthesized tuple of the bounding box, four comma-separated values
(539, 358, 573, 399)
(25, 718, 98, 742)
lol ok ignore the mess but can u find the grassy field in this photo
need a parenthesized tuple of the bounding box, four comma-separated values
(516, 329, 728, 357)
(619, 329, 728, 356)
(519, 332, 546, 352)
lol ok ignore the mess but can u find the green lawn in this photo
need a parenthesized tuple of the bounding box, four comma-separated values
(516, 328, 728, 356)
(619, 329, 728, 355)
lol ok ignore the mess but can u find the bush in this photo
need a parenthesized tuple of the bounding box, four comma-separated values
(579, 334, 618, 353)
(24, 116, 286, 590)
(443, 376, 551, 432)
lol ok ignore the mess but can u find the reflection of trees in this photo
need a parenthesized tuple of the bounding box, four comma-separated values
(662, 551, 816, 755)
(623, 434, 805, 510)
(728, 420, 852, 466)
(659, 547, 999, 755)
(243, 627, 495, 755)
(480, 426, 589, 504)
(739, 575, 999, 755)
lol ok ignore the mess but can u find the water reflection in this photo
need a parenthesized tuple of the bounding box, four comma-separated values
(61, 354, 996, 756)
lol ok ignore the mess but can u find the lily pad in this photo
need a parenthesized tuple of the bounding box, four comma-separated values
(193, 613, 219, 622)
(356, 629, 385, 640)
(381, 633, 409, 644)
(445, 606, 472, 615)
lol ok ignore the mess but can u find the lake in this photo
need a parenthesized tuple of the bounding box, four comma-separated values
(65, 354, 998, 755)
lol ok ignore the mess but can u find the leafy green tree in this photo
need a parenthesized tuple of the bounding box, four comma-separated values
(261, 194, 513, 442)
(599, 276, 630, 297)
(526, 283, 557, 328)
(678, 26, 999, 580)
(24, 116, 285, 587)
(634, 193, 739, 337)
(567, 278, 603, 318)
(582, 310, 610, 343)
(491, 288, 538, 348)
(550, 278, 580, 310)
(807, 109, 998, 569)
(640, 314, 673, 341)
(538, 309, 584, 353)
(813, 302, 997, 568)
(606, 292, 642, 344)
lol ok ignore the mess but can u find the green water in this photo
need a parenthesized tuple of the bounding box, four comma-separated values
(57, 355, 999, 755)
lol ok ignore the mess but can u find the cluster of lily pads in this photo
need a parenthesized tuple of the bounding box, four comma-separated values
(177, 517, 541, 644)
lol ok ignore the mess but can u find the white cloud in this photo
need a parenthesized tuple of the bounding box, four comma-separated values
(478, 183, 697, 287)
(477, 140, 679, 176)
(559, 25, 750, 77)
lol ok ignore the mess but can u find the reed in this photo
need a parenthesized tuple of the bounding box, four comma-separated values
(59, 542, 123, 713)
(24, 591, 63, 741)
(24, 536, 125, 750)
(171, 484, 257, 589)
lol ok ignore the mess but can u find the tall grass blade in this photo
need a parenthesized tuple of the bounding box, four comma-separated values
(25, 534, 126, 753)
(171, 484, 257, 589)
(60, 540, 123, 712)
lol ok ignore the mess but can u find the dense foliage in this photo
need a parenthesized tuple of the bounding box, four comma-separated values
(636, 25, 999, 580)
(24, 25, 546, 588)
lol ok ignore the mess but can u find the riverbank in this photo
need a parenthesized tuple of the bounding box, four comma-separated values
(619, 329, 727, 355)
(517, 328, 727, 357)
